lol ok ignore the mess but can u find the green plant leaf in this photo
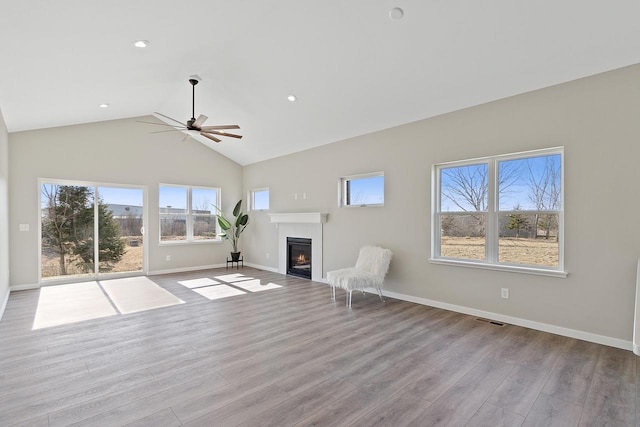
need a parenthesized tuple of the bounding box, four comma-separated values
(239, 214, 249, 226)
(233, 200, 242, 217)
(218, 216, 231, 230)
(235, 213, 244, 227)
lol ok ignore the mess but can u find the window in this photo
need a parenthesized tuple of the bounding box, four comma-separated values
(432, 148, 564, 276)
(159, 185, 220, 242)
(339, 172, 384, 207)
(250, 188, 269, 211)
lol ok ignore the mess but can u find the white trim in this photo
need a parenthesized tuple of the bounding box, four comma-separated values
(148, 264, 226, 276)
(634, 259, 640, 355)
(244, 262, 278, 273)
(268, 213, 328, 224)
(429, 258, 568, 278)
(10, 283, 40, 291)
(379, 288, 631, 351)
(0, 287, 9, 320)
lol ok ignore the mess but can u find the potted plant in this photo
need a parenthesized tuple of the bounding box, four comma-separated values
(215, 200, 249, 261)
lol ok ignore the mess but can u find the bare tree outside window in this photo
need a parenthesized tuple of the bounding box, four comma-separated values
(436, 150, 563, 270)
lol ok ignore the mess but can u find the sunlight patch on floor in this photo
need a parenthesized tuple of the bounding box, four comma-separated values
(33, 281, 117, 330)
(100, 277, 185, 314)
(193, 285, 247, 300)
(213, 273, 254, 283)
(232, 279, 282, 292)
(177, 278, 220, 289)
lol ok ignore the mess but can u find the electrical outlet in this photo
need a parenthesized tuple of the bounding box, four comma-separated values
(166, 255, 171, 261)
(303, 192, 307, 199)
(19, 224, 29, 232)
(294, 193, 298, 200)
(266, 252, 270, 259)
(501, 288, 509, 299)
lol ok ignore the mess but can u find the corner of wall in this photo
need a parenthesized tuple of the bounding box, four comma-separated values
(0, 107, 10, 320)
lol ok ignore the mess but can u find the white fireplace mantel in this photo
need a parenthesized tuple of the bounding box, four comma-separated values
(271, 213, 327, 281)
(268, 212, 328, 224)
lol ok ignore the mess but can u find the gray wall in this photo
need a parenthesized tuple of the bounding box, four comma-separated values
(0, 110, 9, 314)
(243, 64, 640, 342)
(9, 117, 243, 286)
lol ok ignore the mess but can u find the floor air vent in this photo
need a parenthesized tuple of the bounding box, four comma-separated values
(475, 318, 505, 327)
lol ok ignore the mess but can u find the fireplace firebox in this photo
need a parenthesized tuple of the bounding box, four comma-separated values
(287, 237, 311, 279)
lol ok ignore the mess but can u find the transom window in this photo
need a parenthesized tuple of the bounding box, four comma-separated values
(432, 148, 565, 276)
(250, 188, 269, 211)
(339, 172, 384, 207)
(159, 185, 220, 243)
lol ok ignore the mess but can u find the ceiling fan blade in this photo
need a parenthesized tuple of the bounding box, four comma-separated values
(200, 125, 240, 130)
(193, 114, 208, 128)
(200, 132, 221, 143)
(137, 120, 180, 127)
(203, 130, 243, 139)
(150, 128, 186, 133)
(153, 112, 187, 127)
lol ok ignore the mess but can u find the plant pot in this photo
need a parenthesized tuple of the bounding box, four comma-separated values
(230, 251, 241, 261)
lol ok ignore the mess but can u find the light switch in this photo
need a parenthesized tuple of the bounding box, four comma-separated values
(19, 224, 29, 232)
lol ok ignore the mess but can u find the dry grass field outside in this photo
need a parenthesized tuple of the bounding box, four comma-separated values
(41, 237, 143, 278)
(441, 236, 559, 267)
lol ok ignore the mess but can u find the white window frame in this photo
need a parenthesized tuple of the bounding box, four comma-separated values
(430, 147, 566, 278)
(249, 187, 270, 211)
(159, 184, 221, 244)
(338, 171, 385, 208)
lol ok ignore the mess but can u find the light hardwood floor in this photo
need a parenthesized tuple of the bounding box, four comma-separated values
(0, 267, 636, 426)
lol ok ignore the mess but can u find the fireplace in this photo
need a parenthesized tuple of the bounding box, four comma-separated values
(287, 237, 312, 279)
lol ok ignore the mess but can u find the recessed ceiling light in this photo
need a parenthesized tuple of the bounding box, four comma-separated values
(133, 40, 149, 48)
(389, 7, 404, 20)
(287, 94, 297, 102)
(99, 103, 109, 108)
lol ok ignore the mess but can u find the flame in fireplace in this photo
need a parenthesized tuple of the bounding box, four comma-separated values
(296, 253, 308, 264)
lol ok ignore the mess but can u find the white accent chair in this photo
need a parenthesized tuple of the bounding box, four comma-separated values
(327, 246, 393, 308)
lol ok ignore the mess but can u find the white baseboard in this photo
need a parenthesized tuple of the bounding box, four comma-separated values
(10, 283, 40, 291)
(148, 264, 226, 276)
(244, 263, 278, 273)
(380, 289, 632, 351)
(0, 287, 9, 321)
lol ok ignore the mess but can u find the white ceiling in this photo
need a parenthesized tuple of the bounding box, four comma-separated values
(1, 1, 639, 165)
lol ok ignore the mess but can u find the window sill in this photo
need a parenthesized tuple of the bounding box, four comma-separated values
(340, 204, 384, 208)
(159, 239, 223, 246)
(428, 258, 568, 278)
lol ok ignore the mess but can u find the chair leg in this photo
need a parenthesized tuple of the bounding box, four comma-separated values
(331, 285, 336, 301)
(347, 290, 352, 308)
(376, 286, 385, 302)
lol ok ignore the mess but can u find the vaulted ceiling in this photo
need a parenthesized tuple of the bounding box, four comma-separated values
(1, 1, 639, 165)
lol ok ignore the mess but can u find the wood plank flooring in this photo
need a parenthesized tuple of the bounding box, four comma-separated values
(0, 267, 637, 426)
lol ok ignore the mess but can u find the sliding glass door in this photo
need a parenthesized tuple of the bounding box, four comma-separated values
(40, 181, 145, 282)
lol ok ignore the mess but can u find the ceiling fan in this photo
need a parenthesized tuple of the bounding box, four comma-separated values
(140, 77, 242, 143)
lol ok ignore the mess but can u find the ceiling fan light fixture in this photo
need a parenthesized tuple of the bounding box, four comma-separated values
(98, 103, 109, 108)
(287, 94, 297, 102)
(133, 40, 149, 48)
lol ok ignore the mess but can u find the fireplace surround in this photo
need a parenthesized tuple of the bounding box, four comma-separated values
(269, 212, 327, 282)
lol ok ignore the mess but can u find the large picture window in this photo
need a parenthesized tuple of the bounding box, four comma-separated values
(159, 185, 220, 243)
(432, 148, 565, 276)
